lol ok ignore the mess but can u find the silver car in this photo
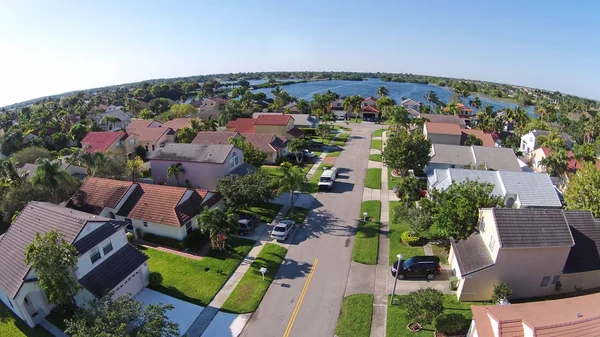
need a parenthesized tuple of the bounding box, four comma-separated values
(270, 220, 295, 241)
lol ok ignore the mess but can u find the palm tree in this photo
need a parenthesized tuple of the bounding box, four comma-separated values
(540, 146, 568, 177)
(444, 102, 460, 116)
(418, 103, 431, 114)
(469, 97, 482, 110)
(342, 95, 363, 120)
(287, 138, 310, 163)
(199, 208, 239, 251)
(189, 118, 202, 132)
(464, 134, 483, 146)
(31, 158, 63, 190)
(424, 90, 439, 109)
(218, 100, 245, 125)
(274, 162, 306, 219)
(297, 99, 310, 115)
(412, 116, 429, 128)
(388, 106, 410, 131)
(125, 99, 141, 116)
(167, 163, 185, 187)
(377, 86, 389, 98)
(201, 116, 218, 131)
(0, 160, 26, 186)
(100, 116, 121, 130)
(506, 107, 530, 137)
(536, 101, 555, 122)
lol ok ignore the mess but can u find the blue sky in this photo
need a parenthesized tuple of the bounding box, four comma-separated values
(1, 0, 599, 106)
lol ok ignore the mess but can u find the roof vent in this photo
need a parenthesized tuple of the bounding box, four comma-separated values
(576, 312, 583, 318)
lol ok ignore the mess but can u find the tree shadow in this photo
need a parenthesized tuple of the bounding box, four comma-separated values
(274, 258, 314, 280)
(292, 208, 356, 244)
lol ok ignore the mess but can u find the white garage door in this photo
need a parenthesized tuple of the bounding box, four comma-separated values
(113, 269, 144, 298)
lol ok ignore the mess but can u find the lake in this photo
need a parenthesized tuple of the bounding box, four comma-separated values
(252, 78, 534, 114)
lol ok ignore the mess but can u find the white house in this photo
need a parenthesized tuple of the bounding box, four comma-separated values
(520, 129, 574, 153)
(0, 202, 149, 328)
(401, 98, 420, 112)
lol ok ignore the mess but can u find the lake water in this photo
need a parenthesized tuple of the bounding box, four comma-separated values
(252, 78, 534, 114)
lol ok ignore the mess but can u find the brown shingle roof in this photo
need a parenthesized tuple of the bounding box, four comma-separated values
(0, 202, 109, 298)
(254, 114, 291, 126)
(67, 177, 134, 215)
(241, 134, 286, 153)
(192, 131, 240, 145)
(425, 122, 462, 135)
(162, 118, 192, 131)
(128, 127, 174, 142)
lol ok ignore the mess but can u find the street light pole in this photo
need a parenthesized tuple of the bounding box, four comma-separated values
(391, 253, 404, 305)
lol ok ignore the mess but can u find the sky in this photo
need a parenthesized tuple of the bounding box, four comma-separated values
(1, 0, 599, 107)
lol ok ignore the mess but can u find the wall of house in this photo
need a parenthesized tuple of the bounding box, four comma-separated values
(426, 163, 465, 174)
(122, 217, 188, 240)
(560, 269, 600, 293)
(0, 287, 32, 327)
(75, 229, 129, 280)
(254, 125, 287, 138)
(426, 133, 461, 146)
(520, 133, 535, 153)
(74, 288, 96, 308)
(477, 209, 500, 261)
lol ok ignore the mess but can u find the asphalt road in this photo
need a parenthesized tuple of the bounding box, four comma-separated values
(242, 123, 382, 337)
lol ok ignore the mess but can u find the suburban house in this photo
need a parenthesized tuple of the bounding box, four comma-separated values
(401, 98, 421, 115)
(162, 118, 192, 132)
(415, 113, 467, 128)
(67, 177, 223, 240)
(192, 131, 240, 145)
(201, 97, 229, 110)
(428, 168, 562, 208)
(520, 129, 575, 153)
(226, 115, 304, 140)
(528, 147, 600, 174)
(362, 96, 377, 108)
(460, 129, 496, 147)
(126, 126, 175, 156)
(95, 105, 131, 131)
(252, 113, 320, 128)
(427, 144, 522, 173)
(468, 292, 600, 337)
(192, 131, 288, 164)
(424, 122, 462, 145)
(449, 208, 600, 301)
(81, 131, 128, 155)
(149, 143, 253, 190)
(443, 102, 475, 117)
(125, 119, 163, 132)
(0, 202, 149, 328)
(19, 162, 88, 180)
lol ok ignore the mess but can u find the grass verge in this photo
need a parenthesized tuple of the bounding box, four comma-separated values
(306, 168, 324, 193)
(327, 150, 341, 157)
(387, 294, 477, 336)
(369, 154, 382, 162)
(220, 244, 288, 314)
(0, 302, 53, 337)
(372, 128, 385, 137)
(142, 237, 254, 306)
(388, 169, 403, 190)
(335, 294, 374, 337)
(244, 203, 282, 223)
(388, 201, 425, 264)
(353, 201, 381, 265)
(370, 139, 382, 150)
(365, 168, 382, 189)
(284, 206, 310, 224)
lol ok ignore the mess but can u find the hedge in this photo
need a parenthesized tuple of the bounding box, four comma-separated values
(401, 231, 420, 246)
(300, 127, 316, 136)
(143, 233, 184, 250)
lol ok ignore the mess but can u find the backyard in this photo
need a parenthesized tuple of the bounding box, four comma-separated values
(334, 294, 374, 337)
(352, 201, 381, 265)
(142, 237, 254, 306)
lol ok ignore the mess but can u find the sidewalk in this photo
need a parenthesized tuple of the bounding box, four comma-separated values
(306, 130, 347, 179)
(186, 203, 291, 337)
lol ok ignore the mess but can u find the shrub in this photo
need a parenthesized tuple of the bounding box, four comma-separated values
(400, 288, 444, 325)
(435, 313, 469, 335)
(143, 233, 184, 250)
(126, 232, 134, 244)
(491, 282, 512, 304)
(300, 128, 316, 136)
(148, 272, 163, 287)
(183, 230, 209, 249)
(401, 231, 420, 246)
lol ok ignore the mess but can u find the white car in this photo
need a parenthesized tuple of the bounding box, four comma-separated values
(270, 220, 295, 241)
(302, 149, 316, 158)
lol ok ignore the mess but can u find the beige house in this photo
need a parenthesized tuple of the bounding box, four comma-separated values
(450, 208, 600, 302)
(424, 122, 462, 145)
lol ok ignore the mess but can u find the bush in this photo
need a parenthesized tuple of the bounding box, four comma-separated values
(491, 282, 512, 304)
(400, 288, 444, 325)
(183, 230, 209, 249)
(435, 313, 469, 335)
(149, 272, 163, 287)
(300, 128, 316, 136)
(126, 232, 134, 244)
(143, 233, 184, 250)
(401, 231, 420, 246)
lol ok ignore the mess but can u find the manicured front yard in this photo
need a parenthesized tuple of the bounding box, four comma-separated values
(388, 169, 403, 190)
(0, 302, 53, 337)
(431, 244, 450, 265)
(370, 139, 382, 150)
(369, 154, 382, 162)
(306, 168, 324, 193)
(284, 206, 310, 224)
(221, 244, 288, 314)
(335, 294, 374, 337)
(261, 165, 282, 178)
(388, 201, 425, 264)
(365, 168, 382, 189)
(142, 237, 254, 306)
(387, 294, 477, 336)
(244, 203, 282, 224)
(352, 201, 381, 265)
(372, 128, 385, 137)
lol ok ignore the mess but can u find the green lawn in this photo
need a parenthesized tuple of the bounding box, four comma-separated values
(353, 201, 381, 265)
(327, 150, 341, 157)
(301, 164, 313, 175)
(284, 206, 310, 224)
(332, 133, 350, 147)
(365, 168, 382, 189)
(370, 139, 382, 150)
(369, 154, 382, 162)
(142, 238, 254, 306)
(388, 169, 403, 190)
(335, 294, 374, 337)
(0, 302, 53, 337)
(372, 128, 385, 137)
(388, 201, 425, 264)
(431, 244, 450, 265)
(306, 168, 324, 193)
(261, 166, 282, 178)
(244, 203, 282, 224)
(221, 244, 288, 314)
(387, 295, 477, 336)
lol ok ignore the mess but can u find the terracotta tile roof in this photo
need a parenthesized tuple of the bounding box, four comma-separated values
(0, 202, 109, 298)
(472, 292, 600, 337)
(287, 127, 304, 138)
(242, 134, 285, 153)
(192, 131, 240, 145)
(442, 103, 474, 113)
(425, 122, 462, 135)
(67, 178, 134, 214)
(116, 183, 205, 227)
(540, 148, 600, 171)
(461, 129, 496, 147)
(254, 114, 292, 126)
(128, 127, 174, 142)
(81, 131, 127, 154)
(227, 118, 256, 133)
(362, 96, 377, 102)
(162, 118, 192, 131)
(126, 119, 160, 132)
(362, 105, 380, 113)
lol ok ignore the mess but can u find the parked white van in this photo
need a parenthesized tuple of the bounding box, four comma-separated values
(318, 167, 338, 191)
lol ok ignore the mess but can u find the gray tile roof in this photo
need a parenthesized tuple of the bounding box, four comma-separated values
(226, 163, 256, 177)
(149, 143, 235, 164)
(531, 129, 574, 144)
(430, 144, 474, 166)
(563, 212, 600, 273)
(451, 233, 495, 276)
(429, 169, 562, 208)
(492, 208, 575, 248)
(0, 202, 109, 298)
(79, 244, 148, 297)
(73, 221, 127, 255)
(472, 146, 521, 171)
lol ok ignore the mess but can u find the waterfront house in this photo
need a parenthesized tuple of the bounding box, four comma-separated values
(450, 208, 600, 302)
(226, 115, 304, 139)
(520, 129, 574, 153)
(0, 202, 150, 328)
(252, 113, 320, 128)
(415, 113, 466, 128)
(401, 98, 420, 112)
(427, 144, 522, 173)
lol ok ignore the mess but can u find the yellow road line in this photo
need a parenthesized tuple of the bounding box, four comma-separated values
(283, 259, 319, 337)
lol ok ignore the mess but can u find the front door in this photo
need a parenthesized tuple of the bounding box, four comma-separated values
(23, 295, 36, 315)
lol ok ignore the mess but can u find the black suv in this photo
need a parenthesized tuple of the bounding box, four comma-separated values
(391, 256, 442, 280)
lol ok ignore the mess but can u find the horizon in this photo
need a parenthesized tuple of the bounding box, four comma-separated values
(1, 0, 599, 106)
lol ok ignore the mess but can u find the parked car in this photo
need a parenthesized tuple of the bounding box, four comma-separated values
(237, 213, 260, 236)
(302, 149, 316, 158)
(270, 220, 295, 241)
(391, 256, 442, 280)
(318, 167, 338, 191)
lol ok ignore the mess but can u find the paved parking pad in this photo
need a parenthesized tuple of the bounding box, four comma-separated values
(135, 288, 204, 336)
(202, 312, 252, 337)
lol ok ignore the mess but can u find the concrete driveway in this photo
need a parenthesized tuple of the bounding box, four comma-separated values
(201, 312, 252, 337)
(135, 288, 204, 336)
(387, 268, 453, 295)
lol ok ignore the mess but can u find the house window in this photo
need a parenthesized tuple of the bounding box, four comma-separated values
(129, 138, 135, 145)
(145, 145, 149, 151)
(186, 222, 193, 235)
(540, 276, 551, 287)
(143, 222, 148, 227)
(230, 153, 239, 169)
(479, 218, 486, 232)
(152, 144, 155, 151)
(552, 275, 560, 284)
(90, 247, 101, 264)
(488, 236, 496, 252)
(102, 241, 113, 255)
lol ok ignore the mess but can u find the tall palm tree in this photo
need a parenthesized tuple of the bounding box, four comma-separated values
(189, 118, 202, 132)
(342, 95, 363, 120)
(218, 100, 245, 125)
(424, 90, 439, 109)
(274, 162, 306, 219)
(167, 163, 185, 187)
(469, 97, 482, 110)
(199, 208, 239, 251)
(377, 86, 389, 98)
(296, 99, 310, 115)
(201, 116, 218, 131)
(444, 102, 461, 116)
(536, 101, 555, 122)
(31, 158, 63, 190)
(100, 116, 121, 130)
